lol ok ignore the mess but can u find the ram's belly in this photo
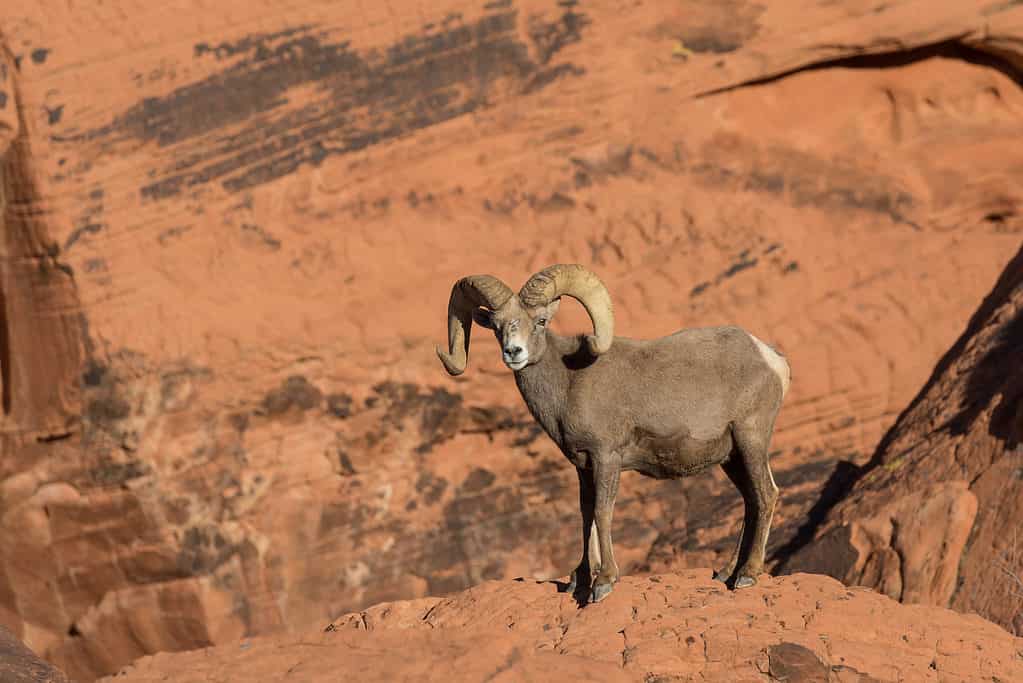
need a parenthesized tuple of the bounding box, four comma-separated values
(622, 427, 734, 479)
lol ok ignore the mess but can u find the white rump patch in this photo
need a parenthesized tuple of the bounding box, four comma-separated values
(748, 333, 791, 397)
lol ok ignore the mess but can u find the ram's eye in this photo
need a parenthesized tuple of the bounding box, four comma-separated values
(536, 318, 548, 327)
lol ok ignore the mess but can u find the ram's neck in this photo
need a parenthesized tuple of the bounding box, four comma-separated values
(512, 332, 586, 450)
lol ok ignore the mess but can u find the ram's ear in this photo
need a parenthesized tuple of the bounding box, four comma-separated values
(543, 298, 561, 319)
(472, 307, 496, 329)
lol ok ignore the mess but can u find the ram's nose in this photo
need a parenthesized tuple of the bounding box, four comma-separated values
(502, 345, 528, 370)
(504, 345, 524, 359)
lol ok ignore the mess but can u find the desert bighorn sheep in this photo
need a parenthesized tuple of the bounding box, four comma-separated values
(437, 264, 790, 603)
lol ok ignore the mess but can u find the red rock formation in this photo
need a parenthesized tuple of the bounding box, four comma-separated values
(784, 242, 1023, 635)
(107, 571, 1023, 682)
(0, 1, 1021, 680)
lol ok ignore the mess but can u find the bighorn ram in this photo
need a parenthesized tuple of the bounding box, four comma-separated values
(437, 264, 790, 603)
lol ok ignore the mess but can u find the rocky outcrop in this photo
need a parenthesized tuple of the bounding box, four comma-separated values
(784, 243, 1023, 635)
(1, 1, 1022, 680)
(108, 571, 1023, 682)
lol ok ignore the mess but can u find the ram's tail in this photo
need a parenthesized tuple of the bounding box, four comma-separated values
(749, 334, 791, 399)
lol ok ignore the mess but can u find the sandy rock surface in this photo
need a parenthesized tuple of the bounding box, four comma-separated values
(785, 243, 1023, 636)
(0, 0, 1021, 679)
(108, 571, 1023, 682)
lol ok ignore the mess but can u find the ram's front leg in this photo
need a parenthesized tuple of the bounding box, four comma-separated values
(566, 468, 599, 596)
(589, 453, 621, 603)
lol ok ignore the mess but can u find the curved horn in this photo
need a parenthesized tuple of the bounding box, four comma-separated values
(518, 264, 614, 355)
(436, 275, 515, 375)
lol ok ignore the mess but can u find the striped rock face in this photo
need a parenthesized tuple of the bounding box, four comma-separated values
(1, 0, 1022, 679)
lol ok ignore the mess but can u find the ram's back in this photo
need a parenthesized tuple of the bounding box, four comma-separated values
(568, 326, 785, 445)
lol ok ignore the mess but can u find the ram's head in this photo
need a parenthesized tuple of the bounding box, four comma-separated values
(436, 264, 614, 375)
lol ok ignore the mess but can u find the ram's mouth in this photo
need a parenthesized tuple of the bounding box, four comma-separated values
(504, 356, 529, 371)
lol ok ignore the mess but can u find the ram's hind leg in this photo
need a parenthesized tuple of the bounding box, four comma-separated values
(589, 453, 621, 603)
(714, 453, 754, 585)
(730, 416, 780, 589)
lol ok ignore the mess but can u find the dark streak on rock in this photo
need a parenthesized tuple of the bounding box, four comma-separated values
(416, 471, 449, 505)
(720, 254, 757, 280)
(45, 105, 64, 125)
(527, 10, 587, 64)
(684, 36, 745, 54)
(64, 188, 106, 251)
(461, 467, 497, 494)
(690, 281, 710, 297)
(194, 26, 312, 61)
(240, 223, 282, 250)
(363, 381, 468, 454)
(263, 375, 323, 415)
(228, 412, 249, 433)
(86, 395, 131, 423)
(82, 361, 107, 387)
(535, 192, 576, 212)
(690, 156, 918, 228)
(89, 458, 149, 487)
(688, 251, 760, 298)
(30, 48, 50, 65)
(338, 450, 357, 476)
(178, 525, 238, 575)
(72, 8, 588, 199)
(63, 223, 103, 251)
(511, 423, 544, 448)
(326, 392, 353, 419)
(157, 225, 191, 244)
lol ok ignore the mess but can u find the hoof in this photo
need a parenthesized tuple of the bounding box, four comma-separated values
(733, 575, 756, 590)
(564, 567, 590, 595)
(589, 582, 613, 603)
(712, 569, 731, 583)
